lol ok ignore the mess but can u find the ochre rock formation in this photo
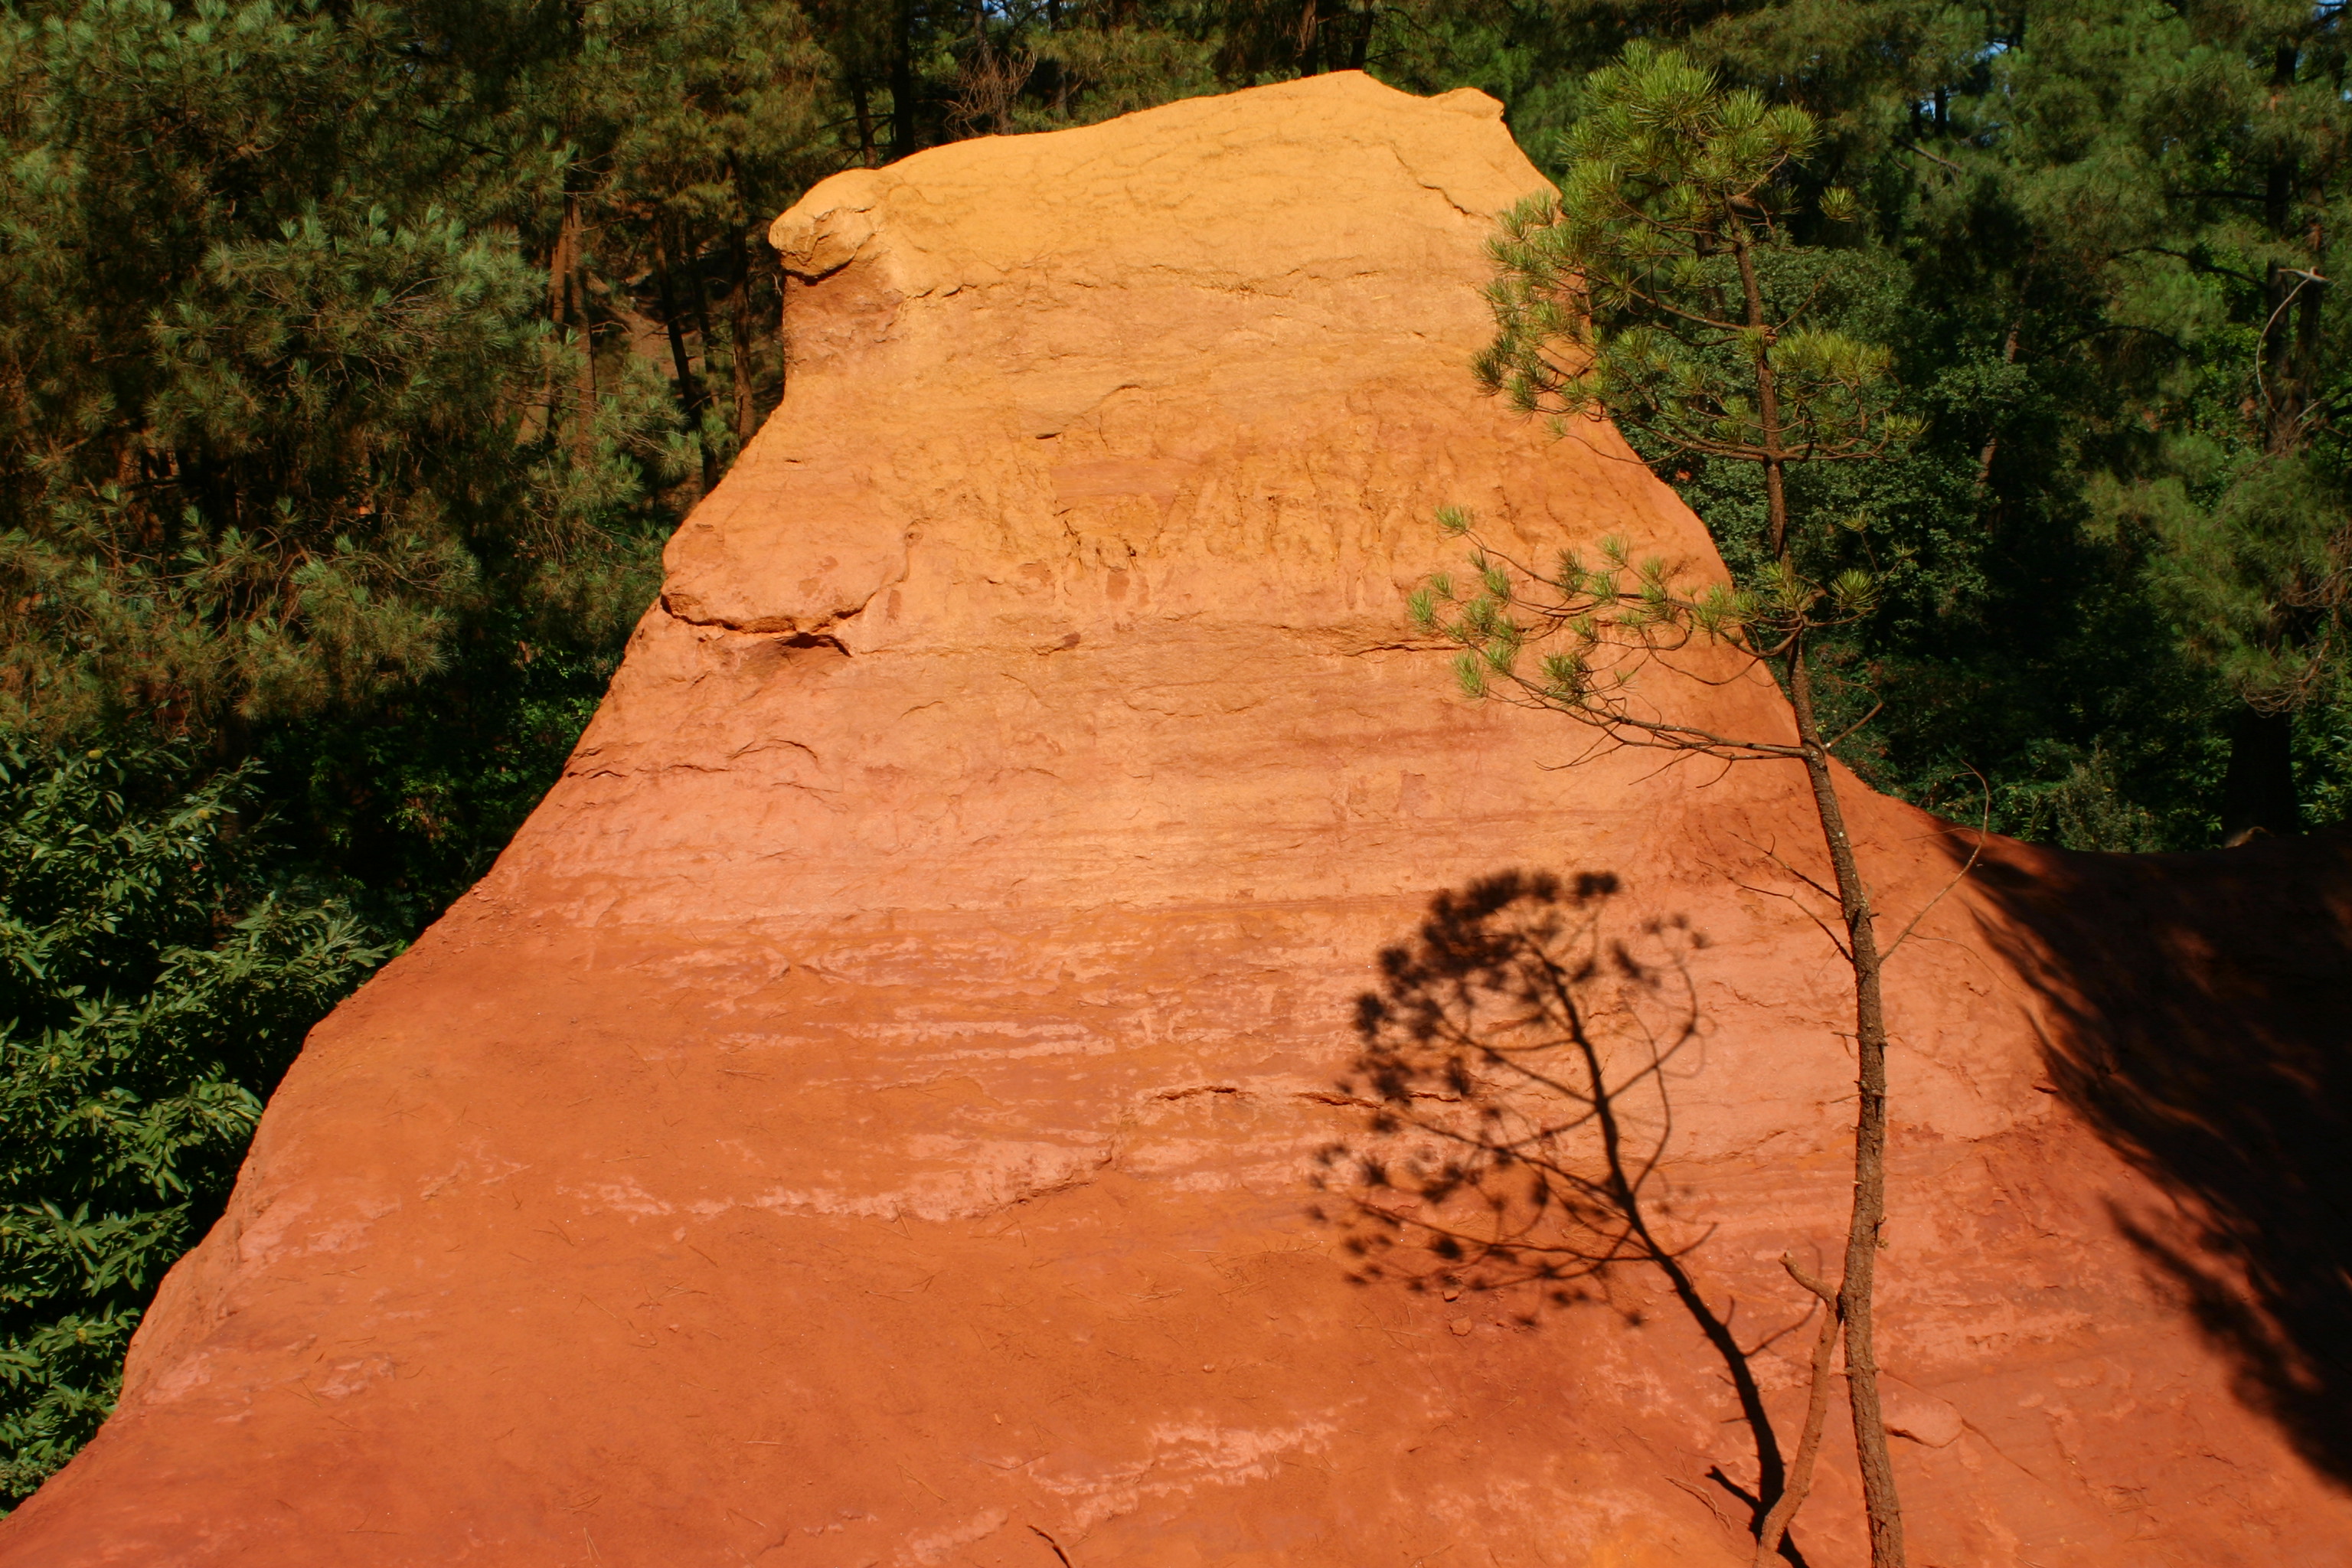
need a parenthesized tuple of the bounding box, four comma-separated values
(9, 71, 2352, 1567)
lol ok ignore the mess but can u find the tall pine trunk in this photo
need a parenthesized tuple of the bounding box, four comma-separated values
(544, 186, 596, 464)
(2221, 705, 2299, 843)
(555, 188, 596, 465)
(2229, 37, 2319, 844)
(1785, 648, 1907, 1568)
(1732, 234, 1791, 557)
(655, 223, 718, 494)
(1974, 318, 2021, 488)
(849, 74, 878, 166)
(890, 0, 917, 160)
(723, 212, 760, 445)
(1735, 220, 1907, 1568)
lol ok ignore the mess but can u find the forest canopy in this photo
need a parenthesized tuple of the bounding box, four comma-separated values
(3, 0, 2349, 1509)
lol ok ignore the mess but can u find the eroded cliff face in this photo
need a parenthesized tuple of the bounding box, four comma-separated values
(8, 71, 2350, 1568)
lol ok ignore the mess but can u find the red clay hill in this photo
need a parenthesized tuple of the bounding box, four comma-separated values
(8, 71, 2351, 1568)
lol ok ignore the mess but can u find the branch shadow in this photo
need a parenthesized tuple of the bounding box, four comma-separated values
(1958, 825, 2352, 1484)
(1308, 869, 1818, 1564)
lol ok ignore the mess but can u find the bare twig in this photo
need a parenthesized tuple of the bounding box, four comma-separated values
(1882, 766, 1992, 962)
(1753, 1256, 1843, 1566)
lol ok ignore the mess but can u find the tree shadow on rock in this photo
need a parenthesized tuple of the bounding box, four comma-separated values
(1309, 869, 1818, 1564)
(1960, 825, 2352, 1485)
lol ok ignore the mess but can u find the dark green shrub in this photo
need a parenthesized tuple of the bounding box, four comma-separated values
(0, 742, 387, 1507)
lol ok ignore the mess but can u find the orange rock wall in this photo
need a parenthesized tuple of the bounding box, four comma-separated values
(6, 73, 2348, 1568)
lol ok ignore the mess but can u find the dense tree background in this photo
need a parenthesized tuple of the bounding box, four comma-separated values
(2, 0, 2348, 1508)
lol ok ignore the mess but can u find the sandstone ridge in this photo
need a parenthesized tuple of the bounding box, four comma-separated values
(6, 71, 2350, 1568)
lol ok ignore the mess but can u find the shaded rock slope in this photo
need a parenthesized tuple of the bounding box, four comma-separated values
(8, 71, 2350, 1567)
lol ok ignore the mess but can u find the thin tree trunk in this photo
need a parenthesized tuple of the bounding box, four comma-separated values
(968, 0, 1013, 134)
(539, 0, 595, 459)
(655, 224, 719, 493)
(570, 268, 596, 465)
(2220, 704, 2298, 844)
(1296, 0, 1322, 74)
(890, 0, 917, 160)
(556, 188, 596, 465)
(2260, 253, 2328, 456)
(723, 214, 760, 444)
(2263, 44, 2297, 234)
(2260, 44, 2323, 459)
(547, 200, 574, 327)
(1731, 205, 1904, 1565)
(688, 230, 717, 390)
(539, 194, 578, 444)
(1044, 0, 1070, 118)
(849, 73, 877, 167)
(1731, 229, 1790, 556)
(1753, 1259, 1842, 1567)
(1785, 645, 1907, 1568)
(2244, 46, 2326, 730)
(1975, 318, 2020, 488)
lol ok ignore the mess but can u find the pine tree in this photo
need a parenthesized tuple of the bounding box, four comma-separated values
(0, 740, 386, 1506)
(1441, 46, 1926, 1565)
(1367, 1, 2350, 850)
(1784, 0, 2352, 844)
(0, 0, 680, 750)
(2022, 0, 2352, 841)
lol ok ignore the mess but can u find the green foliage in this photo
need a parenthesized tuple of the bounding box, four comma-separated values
(1422, 513, 1782, 755)
(1854, 0, 2352, 838)
(1455, 46, 1912, 769)
(1478, 45, 1913, 551)
(2113, 449, 2348, 710)
(1417, 4, 2352, 847)
(253, 609, 629, 935)
(0, 0, 671, 740)
(0, 741, 387, 1505)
